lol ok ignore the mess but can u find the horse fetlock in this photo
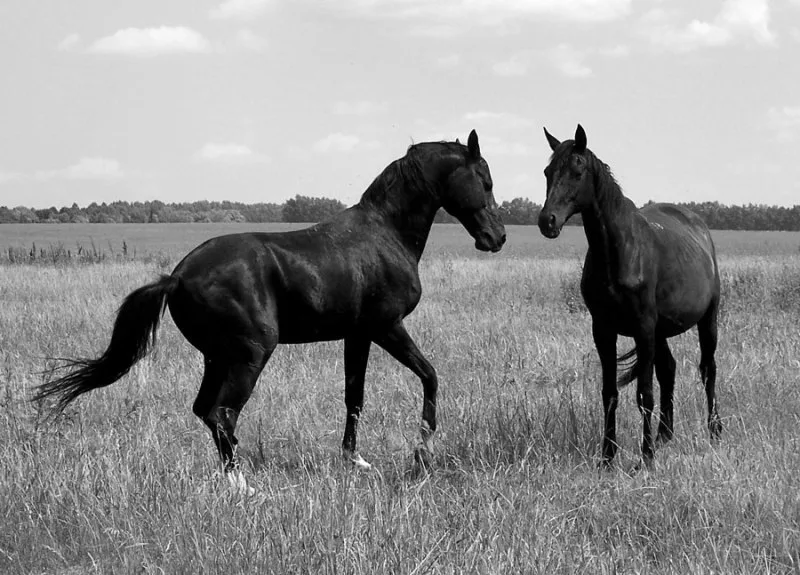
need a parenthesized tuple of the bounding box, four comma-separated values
(342, 448, 373, 471)
(708, 413, 723, 440)
(226, 469, 255, 497)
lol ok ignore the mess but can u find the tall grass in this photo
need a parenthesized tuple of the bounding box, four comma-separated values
(0, 236, 799, 573)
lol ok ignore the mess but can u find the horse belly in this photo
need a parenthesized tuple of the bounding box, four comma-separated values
(655, 267, 715, 337)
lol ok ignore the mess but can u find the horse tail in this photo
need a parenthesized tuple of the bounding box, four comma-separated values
(616, 347, 638, 388)
(33, 275, 180, 415)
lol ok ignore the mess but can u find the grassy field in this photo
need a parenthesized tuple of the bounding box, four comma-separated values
(1, 224, 800, 573)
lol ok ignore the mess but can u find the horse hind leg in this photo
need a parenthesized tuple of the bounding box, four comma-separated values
(654, 338, 676, 445)
(698, 299, 722, 440)
(194, 340, 274, 477)
(341, 336, 373, 470)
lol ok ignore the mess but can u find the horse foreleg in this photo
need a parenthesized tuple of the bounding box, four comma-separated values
(342, 336, 372, 470)
(634, 328, 657, 467)
(654, 338, 676, 445)
(593, 322, 619, 467)
(374, 322, 438, 469)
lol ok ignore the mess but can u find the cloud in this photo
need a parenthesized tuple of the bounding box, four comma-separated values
(332, 101, 388, 116)
(0, 170, 23, 184)
(643, 0, 775, 52)
(63, 157, 124, 180)
(343, 0, 632, 24)
(210, 0, 271, 20)
(195, 143, 268, 164)
(1, 158, 124, 183)
(88, 27, 211, 56)
(57, 33, 81, 52)
(311, 133, 380, 153)
(765, 106, 800, 142)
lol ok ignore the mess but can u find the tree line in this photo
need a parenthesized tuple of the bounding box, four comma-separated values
(2, 196, 800, 231)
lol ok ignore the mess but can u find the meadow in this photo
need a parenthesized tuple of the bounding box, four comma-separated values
(1, 223, 800, 573)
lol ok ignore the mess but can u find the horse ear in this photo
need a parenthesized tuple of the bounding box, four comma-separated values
(574, 124, 587, 153)
(544, 127, 560, 152)
(467, 129, 480, 160)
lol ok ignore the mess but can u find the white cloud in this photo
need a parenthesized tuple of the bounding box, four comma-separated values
(718, 0, 773, 43)
(196, 143, 268, 164)
(88, 27, 211, 56)
(332, 101, 388, 116)
(3, 159, 123, 183)
(311, 133, 380, 153)
(63, 157, 124, 180)
(463, 111, 534, 130)
(643, 0, 775, 52)
(347, 0, 631, 24)
(765, 106, 800, 142)
(548, 44, 593, 78)
(210, 0, 271, 20)
(0, 170, 23, 184)
(57, 33, 81, 52)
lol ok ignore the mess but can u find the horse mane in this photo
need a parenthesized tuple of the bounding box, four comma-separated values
(357, 141, 465, 213)
(550, 142, 629, 209)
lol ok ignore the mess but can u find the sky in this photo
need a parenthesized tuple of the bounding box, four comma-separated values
(0, 0, 798, 209)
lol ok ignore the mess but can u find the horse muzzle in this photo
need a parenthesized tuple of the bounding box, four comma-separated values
(538, 212, 562, 239)
(475, 231, 506, 252)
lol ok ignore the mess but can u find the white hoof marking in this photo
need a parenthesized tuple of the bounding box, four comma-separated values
(227, 470, 256, 497)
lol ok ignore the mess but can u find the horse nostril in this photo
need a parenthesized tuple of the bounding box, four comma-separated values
(500, 233, 507, 245)
(548, 214, 556, 229)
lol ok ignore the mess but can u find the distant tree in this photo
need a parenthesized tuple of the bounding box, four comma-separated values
(282, 195, 346, 223)
(499, 198, 541, 225)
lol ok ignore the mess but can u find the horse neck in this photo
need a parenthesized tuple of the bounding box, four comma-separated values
(580, 156, 639, 274)
(358, 155, 443, 261)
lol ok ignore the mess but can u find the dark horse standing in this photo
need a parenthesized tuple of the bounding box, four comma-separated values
(35, 131, 506, 486)
(538, 125, 721, 467)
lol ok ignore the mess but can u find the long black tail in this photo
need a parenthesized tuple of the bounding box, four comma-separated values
(616, 347, 638, 388)
(33, 275, 180, 414)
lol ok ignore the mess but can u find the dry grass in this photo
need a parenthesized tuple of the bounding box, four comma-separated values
(1, 226, 799, 573)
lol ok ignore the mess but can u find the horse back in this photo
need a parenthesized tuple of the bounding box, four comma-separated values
(168, 210, 421, 345)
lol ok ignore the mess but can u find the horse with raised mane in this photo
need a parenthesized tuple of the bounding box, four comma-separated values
(538, 124, 721, 467)
(34, 130, 506, 488)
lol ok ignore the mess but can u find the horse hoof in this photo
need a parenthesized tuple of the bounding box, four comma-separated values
(343, 451, 373, 471)
(227, 470, 256, 497)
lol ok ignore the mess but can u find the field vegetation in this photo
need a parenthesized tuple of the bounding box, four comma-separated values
(1, 224, 799, 573)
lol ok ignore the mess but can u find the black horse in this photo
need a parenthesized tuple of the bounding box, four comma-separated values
(538, 124, 721, 467)
(35, 131, 506, 485)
